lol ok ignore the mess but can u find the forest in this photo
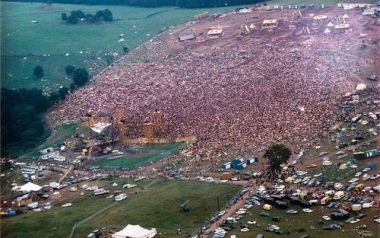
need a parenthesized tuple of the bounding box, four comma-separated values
(2, 0, 263, 8)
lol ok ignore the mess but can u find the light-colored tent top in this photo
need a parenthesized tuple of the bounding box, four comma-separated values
(112, 225, 157, 238)
(356, 83, 367, 91)
(91, 122, 112, 134)
(19, 182, 42, 192)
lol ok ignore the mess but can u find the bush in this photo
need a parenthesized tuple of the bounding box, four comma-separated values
(33, 65, 44, 78)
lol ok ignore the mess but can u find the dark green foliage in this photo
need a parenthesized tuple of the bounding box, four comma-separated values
(72, 68, 89, 86)
(33, 65, 44, 78)
(1, 88, 50, 156)
(123, 46, 129, 53)
(61, 12, 68, 20)
(58, 87, 69, 100)
(264, 144, 292, 177)
(62, 9, 113, 24)
(65, 65, 75, 76)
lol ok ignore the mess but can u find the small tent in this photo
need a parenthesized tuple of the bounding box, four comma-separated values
(19, 182, 42, 192)
(112, 225, 157, 238)
(356, 83, 367, 91)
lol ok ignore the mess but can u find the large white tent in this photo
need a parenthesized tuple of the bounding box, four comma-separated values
(19, 182, 42, 192)
(112, 225, 157, 238)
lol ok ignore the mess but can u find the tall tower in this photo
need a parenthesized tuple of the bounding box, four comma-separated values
(152, 110, 164, 136)
(143, 122, 154, 138)
(113, 107, 128, 138)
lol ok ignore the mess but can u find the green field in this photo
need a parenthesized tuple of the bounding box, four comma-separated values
(92, 143, 188, 169)
(1, 180, 240, 238)
(0, 2, 240, 91)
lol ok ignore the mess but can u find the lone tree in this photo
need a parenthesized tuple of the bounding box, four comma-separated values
(72, 68, 89, 87)
(264, 144, 291, 178)
(33, 65, 44, 78)
(65, 65, 75, 77)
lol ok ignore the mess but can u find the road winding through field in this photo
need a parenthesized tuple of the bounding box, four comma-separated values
(68, 202, 118, 238)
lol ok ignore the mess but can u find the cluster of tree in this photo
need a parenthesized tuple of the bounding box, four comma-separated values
(1, 88, 50, 156)
(61, 9, 113, 24)
(65, 65, 90, 87)
(1, 65, 91, 157)
(7, 0, 263, 8)
(264, 144, 292, 179)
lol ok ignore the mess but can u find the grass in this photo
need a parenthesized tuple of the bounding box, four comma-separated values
(1, 2, 242, 91)
(91, 143, 188, 169)
(1, 180, 240, 238)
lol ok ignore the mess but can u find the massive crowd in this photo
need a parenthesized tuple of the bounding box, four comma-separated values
(50, 26, 367, 159)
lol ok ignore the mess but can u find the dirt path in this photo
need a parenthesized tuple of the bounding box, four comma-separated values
(203, 187, 253, 237)
(69, 201, 118, 238)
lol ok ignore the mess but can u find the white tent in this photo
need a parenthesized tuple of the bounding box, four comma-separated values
(91, 122, 112, 134)
(356, 83, 367, 91)
(112, 225, 157, 238)
(19, 182, 42, 192)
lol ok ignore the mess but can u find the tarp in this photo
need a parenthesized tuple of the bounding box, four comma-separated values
(91, 122, 112, 134)
(112, 225, 157, 238)
(356, 83, 367, 91)
(19, 182, 42, 192)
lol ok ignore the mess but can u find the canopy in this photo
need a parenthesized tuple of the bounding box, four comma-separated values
(356, 83, 367, 91)
(19, 182, 42, 192)
(112, 225, 157, 238)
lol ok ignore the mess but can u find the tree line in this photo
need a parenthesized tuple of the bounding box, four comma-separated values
(3, 0, 263, 8)
(1, 65, 90, 157)
(61, 9, 113, 24)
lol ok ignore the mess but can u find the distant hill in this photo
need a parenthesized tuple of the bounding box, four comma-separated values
(1, 0, 264, 8)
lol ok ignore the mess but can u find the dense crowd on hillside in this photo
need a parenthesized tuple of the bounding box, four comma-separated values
(50, 34, 359, 157)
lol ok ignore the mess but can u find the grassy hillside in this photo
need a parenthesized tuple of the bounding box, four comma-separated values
(1, 180, 240, 238)
(91, 143, 188, 169)
(1, 2, 240, 91)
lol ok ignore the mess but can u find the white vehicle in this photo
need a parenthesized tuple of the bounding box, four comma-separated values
(334, 183, 343, 190)
(205, 177, 215, 183)
(362, 174, 371, 181)
(115, 193, 127, 201)
(302, 208, 313, 213)
(355, 172, 362, 177)
(371, 174, 380, 180)
(374, 185, 380, 192)
(247, 220, 256, 225)
(61, 203, 72, 207)
(313, 173, 322, 178)
(94, 188, 109, 196)
(86, 186, 98, 191)
(236, 208, 247, 215)
(362, 167, 371, 172)
(218, 210, 226, 217)
(349, 178, 359, 183)
(322, 216, 331, 221)
(240, 228, 249, 232)
(322, 160, 333, 166)
(274, 184, 285, 191)
(333, 191, 345, 200)
(122, 184, 137, 189)
(27, 202, 39, 209)
(286, 209, 298, 214)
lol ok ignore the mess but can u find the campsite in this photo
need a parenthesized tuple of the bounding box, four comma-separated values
(1, 1, 380, 238)
(1, 180, 240, 238)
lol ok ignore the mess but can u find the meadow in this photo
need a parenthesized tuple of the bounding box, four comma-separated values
(0, 2, 238, 91)
(1, 180, 240, 238)
(91, 143, 188, 169)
